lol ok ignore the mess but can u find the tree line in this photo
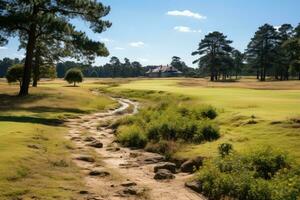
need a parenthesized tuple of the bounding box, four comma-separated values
(192, 23, 300, 81)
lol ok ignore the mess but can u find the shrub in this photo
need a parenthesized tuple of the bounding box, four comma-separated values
(6, 64, 23, 86)
(116, 99, 220, 151)
(64, 68, 83, 86)
(196, 147, 300, 200)
(198, 121, 220, 141)
(249, 147, 289, 179)
(117, 125, 147, 148)
(218, 143, 233, 157)
(192, 106, 218, 120)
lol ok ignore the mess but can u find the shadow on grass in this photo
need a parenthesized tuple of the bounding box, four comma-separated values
(0, 93, 48, 110)
(0, 115, 64, 126)
(24, 106, 87, 114)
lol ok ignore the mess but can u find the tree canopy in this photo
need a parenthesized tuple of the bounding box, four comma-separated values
(192, 31, 234, 81)
(0, 0, 111, 96)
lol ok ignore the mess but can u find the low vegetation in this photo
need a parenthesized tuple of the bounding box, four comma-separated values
(108, 89, 220, 158)
(196, 147, 300, 200)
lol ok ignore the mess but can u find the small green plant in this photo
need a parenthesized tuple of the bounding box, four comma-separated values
(64, 68, 83, 86)
(218, 143, 233, 157)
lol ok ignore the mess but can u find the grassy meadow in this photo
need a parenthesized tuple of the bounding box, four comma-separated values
(0, 77, 299, 199)
(0, 79, 116, 199)
(114, 78, 300, 162)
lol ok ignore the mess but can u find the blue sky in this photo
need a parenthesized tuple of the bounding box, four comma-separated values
(1, 0, 300, 67)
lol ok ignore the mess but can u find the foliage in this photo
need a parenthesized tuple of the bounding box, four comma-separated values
(39, 65, 56, 79)
(0, 57, 21, 77)
(196, 147, 300, 200)
(115, 97, 220, 156)
(218, 143, 233, 157)
(0, 0, 111, 95)
(192, 31, 234, 81)
(6, 64, 24, 86)
(117, 125, 147, 148)
(64, 68, 84, 86)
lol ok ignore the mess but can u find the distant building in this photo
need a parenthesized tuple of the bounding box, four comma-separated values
(146, 65, 182, 77)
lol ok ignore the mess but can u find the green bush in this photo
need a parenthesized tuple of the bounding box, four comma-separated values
(6, 64, 23, 86)
(197, 106, 218, 119)
(64, 68, 83, 86)
(117, 125, 147, 148)
(115, 99, 219, 156)
(198, 121, 220, 141)
(218, 143, 233, 157)
(196, 147, 300, 200)
(250, 147, 289, 179)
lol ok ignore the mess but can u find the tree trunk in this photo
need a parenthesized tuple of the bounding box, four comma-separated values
(210, 72, 214, 81)
(32, 51, 41, 87)
(73, 82, 76, 87)
(19, 6, 38, 96)
(256, 69, 259, 80)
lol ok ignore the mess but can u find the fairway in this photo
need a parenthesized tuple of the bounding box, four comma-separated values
(117, 78, 300, 161)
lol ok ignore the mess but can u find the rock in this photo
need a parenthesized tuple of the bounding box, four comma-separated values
(87, 141, 103, 148)
(121, 181, 137, 187)
(180, 156, 204, 173)
(106, 147, 120, 152)
(154, 162, 177, 174)
(185, 180, 202, 193)
(27, 144, 39, 149)
(79, 190, 89, 194)
(76, 155, 95, 163)
(89, 170, 110, 177)
(70, 136, 81, 141)
(143, 155, 165, 164)
(154, 169, 175, 180)
(129, 152, 140, 158)
(84, 136, 96, 142)
(122, 186, 144, 196)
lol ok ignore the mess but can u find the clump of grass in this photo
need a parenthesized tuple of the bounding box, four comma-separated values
(117, 125, 147, 148)
(116, 96, 220, 157)
(195, 147, 300, 200)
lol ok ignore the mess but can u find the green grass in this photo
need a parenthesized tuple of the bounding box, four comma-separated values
(0, 79, 117, 200)
(115, 78, 300, 162)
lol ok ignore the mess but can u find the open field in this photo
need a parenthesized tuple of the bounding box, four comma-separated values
(0, 77, 299, 199)
(115, 78, 300, 162)
(0, 79, 116, 199)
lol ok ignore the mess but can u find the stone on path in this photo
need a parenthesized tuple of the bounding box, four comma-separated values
(76, 155, 95, 163)
(154, 169, 175, 180)
(87, 141, 103, 148)
(154, 162, 177, 174)
(89, 169, 110, 177)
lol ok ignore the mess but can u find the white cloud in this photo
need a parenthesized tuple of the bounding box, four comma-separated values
(114, 47, 125, 50)
(174, 26, 201, 33)
(0, 46, 8, 50)
(139, 58, 149, 63)
(166, 10, 206, 20)
(129, 41, 145, 48)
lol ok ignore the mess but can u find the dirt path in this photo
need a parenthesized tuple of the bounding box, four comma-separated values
(66, 98, 206, 200)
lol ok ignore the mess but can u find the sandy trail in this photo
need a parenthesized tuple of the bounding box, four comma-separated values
(66, 98, 206, 200)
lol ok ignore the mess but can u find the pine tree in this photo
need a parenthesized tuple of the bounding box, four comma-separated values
(0, 0, 111, 96)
